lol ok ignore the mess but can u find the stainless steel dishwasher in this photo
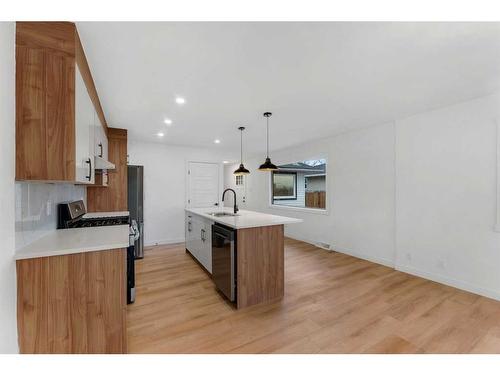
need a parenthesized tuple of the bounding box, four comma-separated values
(212, 223, 236, 302)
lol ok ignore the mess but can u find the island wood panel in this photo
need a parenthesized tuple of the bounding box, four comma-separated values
(236, 225, 284, 309)
(87, 128, 128, 211)
(16, 249, 127, 354)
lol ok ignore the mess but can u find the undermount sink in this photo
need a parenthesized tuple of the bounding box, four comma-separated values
(207, 212, 239, 217)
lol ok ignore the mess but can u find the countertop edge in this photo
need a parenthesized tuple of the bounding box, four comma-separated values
(185, 208, 303, 229)
(14, 225, 130, 261)
(15, 243, 129, 261)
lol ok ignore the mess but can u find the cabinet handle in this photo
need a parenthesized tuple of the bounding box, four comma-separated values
(98, 142, 103, 158)
(201, 229, 206, 242)
(188, 221, 192, 232)
(85, 158, 92, 181)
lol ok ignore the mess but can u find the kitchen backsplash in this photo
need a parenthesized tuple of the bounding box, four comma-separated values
(15, 182, 86, 250)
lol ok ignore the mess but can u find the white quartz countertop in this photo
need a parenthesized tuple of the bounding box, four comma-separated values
(15, 225, 130, 260)
(185, 207, 303, 229)
(83, 211, 129, 219)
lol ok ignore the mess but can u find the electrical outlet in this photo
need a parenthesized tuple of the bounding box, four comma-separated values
(46, 200, 51, 216)
(406, 253, 412, 263)
(437, 259, 446, 270)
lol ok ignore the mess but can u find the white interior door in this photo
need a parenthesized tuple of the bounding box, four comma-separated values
(187, 162, 220, 208)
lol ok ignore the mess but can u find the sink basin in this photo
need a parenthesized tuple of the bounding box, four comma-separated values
(207, 212, 239, 217)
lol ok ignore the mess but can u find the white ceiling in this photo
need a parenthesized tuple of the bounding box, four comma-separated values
(77, 22, 500, 157)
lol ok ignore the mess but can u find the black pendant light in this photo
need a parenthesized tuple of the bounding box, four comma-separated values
(258, 112, 278, 171)
(234, 126, 250, 175)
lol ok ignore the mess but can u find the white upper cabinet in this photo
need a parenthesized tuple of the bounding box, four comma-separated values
(75, 64, 95, 184)
(94, 110, 108, 161)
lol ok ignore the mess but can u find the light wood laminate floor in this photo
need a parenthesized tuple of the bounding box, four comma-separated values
(127, 238, 500, 353)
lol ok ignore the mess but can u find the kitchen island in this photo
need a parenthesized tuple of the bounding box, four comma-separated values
(185, 208, 302, 309)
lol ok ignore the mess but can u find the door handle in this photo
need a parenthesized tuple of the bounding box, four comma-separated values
(188, 221, 192, 232)
(85, 158, 92, 181)
(98, 142, 103, 158)
(214, 202, 219, 206)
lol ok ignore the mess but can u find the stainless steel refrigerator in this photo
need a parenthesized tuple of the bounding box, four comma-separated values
(128, 165, 144, 259)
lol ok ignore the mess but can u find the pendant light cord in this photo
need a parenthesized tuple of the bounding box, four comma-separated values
(240, 128, 243, 164)
(266, 116, 270, 158)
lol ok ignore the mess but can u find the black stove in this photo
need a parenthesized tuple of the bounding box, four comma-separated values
(58, 200, 129, 229)
(65, 216, 129, 228)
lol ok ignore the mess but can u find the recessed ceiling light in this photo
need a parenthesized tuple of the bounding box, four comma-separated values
(175, 97, 186, 105)
(223, 161, 229, 164)
(214, 139, 221, 144)
(164, 118, 172, 125)
(157, 132, 165, 137)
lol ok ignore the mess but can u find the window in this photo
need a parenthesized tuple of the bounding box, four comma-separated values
(272, 172, 297, 200)
(271, 159, 327, 210)
(235, 175, 244, 186)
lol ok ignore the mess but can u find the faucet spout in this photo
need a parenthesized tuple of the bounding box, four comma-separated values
(222, 188, 239, 214)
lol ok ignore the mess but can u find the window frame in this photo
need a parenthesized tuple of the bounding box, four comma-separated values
(268, 157, 329, 215)
(235, 174, 244, 186)
(271, 171, 298, 202)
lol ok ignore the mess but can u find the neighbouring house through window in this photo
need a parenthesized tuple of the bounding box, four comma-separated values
(271, 159, 326, 210)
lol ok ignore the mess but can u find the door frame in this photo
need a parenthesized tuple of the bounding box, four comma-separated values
(185, 160, 224, 208)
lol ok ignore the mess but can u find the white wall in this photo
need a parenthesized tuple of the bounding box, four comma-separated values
(243, 93, 500, 300)
(15, 182, 86, 250)
(0, 22, 18, 353)
(395, 94, 500, 300)
(128, 140, 233, 246)
(240, 123, 396, 263)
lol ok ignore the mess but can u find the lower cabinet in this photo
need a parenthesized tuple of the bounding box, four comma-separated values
(16, 248, 127, 354)
(185, 213, 212, 273)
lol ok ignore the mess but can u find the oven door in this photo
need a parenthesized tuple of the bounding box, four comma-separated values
(126, 245, 135, 304)
(211, 224, 236, 302)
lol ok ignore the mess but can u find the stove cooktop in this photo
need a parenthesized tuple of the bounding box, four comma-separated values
(66, 216, 130, 228)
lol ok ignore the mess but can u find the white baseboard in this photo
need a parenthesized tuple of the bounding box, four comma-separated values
(145, 235, 500, 302)
(284, 234, 331, 250)
(144, 237, 185, 247)
(396, 263, 500, 302)
(333, 246, 396, 268)
(285, 235, 395, 268)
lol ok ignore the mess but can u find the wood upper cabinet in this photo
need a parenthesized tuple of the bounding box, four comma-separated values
(16, 22, 107, 183)
(87, 128, 128, 211)
(94, 114, 108, 160)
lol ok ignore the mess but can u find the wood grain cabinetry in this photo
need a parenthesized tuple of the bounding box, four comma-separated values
(87, 128, 128, 211)
(16, 249, 127, 354)
(16, 22, 108, 183)
(236, 225, 285, 309)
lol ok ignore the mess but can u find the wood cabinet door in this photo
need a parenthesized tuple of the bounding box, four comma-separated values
(16, 249, 127, 353)
(16, 46, 76, 181)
